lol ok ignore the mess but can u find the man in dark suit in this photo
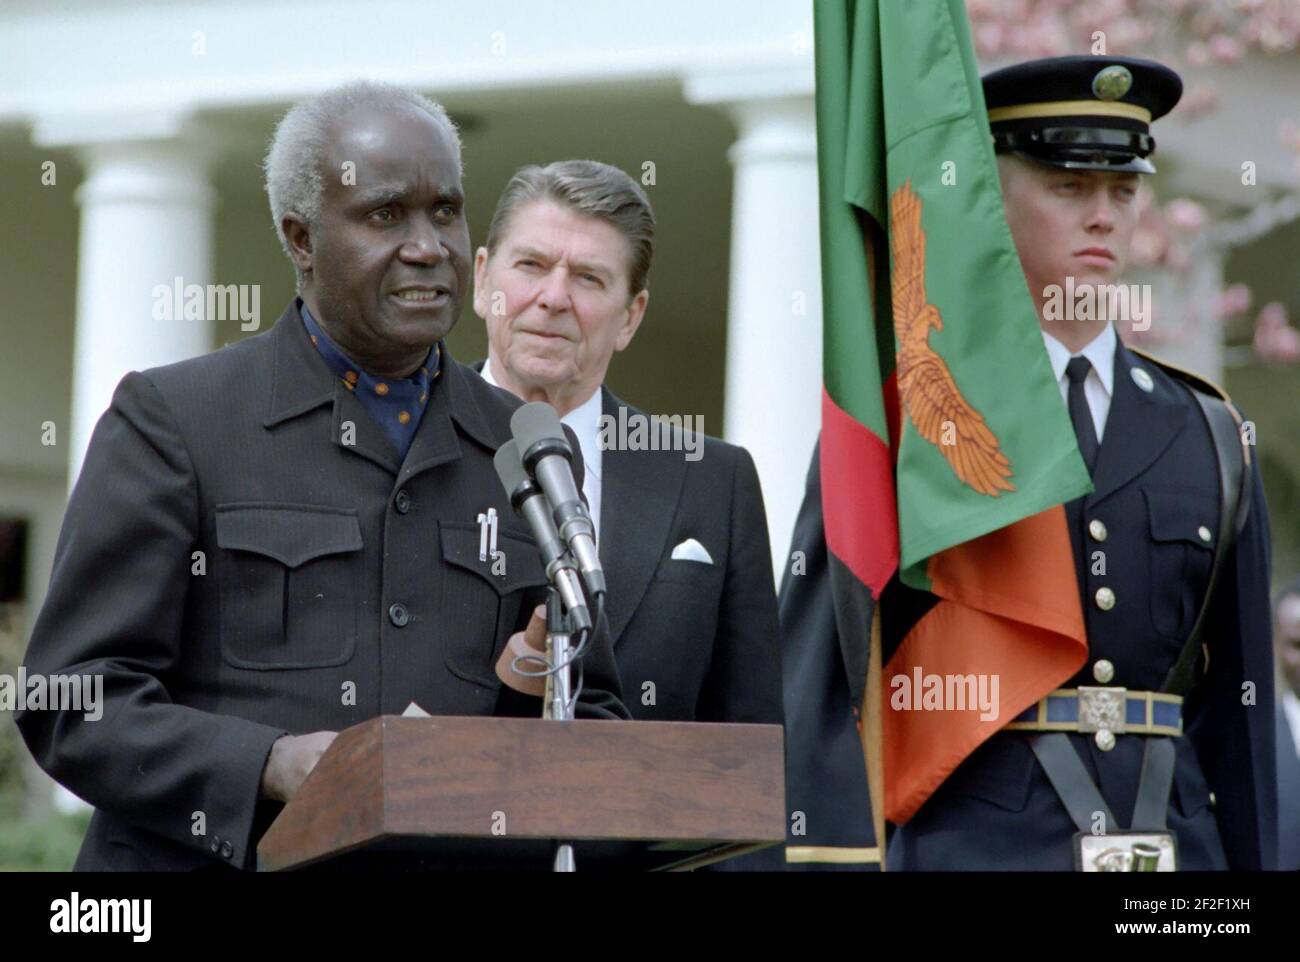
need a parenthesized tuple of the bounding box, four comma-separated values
(471, 159, 782, 732)
(783, 56, 1277, 871)
(16, 81, 626, 872)
(471, 159, 784, 866)
(471, 160, 784, 869)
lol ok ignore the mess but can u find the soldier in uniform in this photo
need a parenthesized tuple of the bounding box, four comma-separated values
(783, 56, 1278, 871)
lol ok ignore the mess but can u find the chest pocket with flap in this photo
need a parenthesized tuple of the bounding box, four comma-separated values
(438, 520, 548, 688)
(215, 502, 363, 670)
(1144, 488, 1217, 642)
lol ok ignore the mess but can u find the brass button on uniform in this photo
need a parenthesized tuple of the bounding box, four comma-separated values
(1093, 659, 1115, 684)
(1094, 587, 1116, 611)
(1095, 730, 1116, 751)
(1088, 519, 1108, 542)
(1198, 525, 1212, 544)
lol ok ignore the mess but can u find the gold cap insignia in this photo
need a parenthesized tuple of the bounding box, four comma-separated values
(1092, 65, 1133, 102)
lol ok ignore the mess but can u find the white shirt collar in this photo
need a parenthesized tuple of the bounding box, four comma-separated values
(480, 357, 602, 481)
(1041, 323, 1116, 397)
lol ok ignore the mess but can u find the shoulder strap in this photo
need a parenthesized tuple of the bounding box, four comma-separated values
(1129, 346, 1232, 403)
(1161, 387, 1251, 695)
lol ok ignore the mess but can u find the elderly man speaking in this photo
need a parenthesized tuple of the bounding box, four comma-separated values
(16, 82, 627, 872)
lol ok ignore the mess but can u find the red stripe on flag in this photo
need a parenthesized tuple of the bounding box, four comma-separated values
(820, 388, 899, 597)
(882, 368, 902, 466)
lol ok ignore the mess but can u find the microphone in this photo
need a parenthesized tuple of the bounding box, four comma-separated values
(509, 402, 606, 597)
(493, 440, 592, 631)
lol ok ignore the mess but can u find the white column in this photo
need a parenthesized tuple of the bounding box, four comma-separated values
(686, 68, 821, 576)
(34, 116, 216, 486)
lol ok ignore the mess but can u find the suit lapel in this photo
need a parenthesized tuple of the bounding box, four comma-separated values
(598, 388, 687, 647)
(1086, 338, 1188, 508)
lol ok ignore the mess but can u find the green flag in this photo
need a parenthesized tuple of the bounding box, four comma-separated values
(820, 0, 1091, 590)
(814, 0, 1093, 824)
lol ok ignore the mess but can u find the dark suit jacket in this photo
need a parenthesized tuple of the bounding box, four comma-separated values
(472, 370, 785, 868)
(468, 366, 783, 727)
(597, 389, 782, 728)
(584, 388, 790, 871)
(16, 301, 627, 872)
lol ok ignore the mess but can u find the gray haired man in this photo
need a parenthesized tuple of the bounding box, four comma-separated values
(472, 162, 784, 870)
(17, 83, 627, 872)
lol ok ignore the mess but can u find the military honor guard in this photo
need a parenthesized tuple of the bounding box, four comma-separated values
(784, 55, 1278, 871)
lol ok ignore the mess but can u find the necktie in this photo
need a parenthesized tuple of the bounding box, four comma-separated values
(1065, 355, 1099, 474)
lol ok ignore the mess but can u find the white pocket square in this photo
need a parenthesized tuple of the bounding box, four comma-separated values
(670, 538, 714, 565)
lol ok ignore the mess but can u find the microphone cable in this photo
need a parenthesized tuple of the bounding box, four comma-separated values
(507, 590, 606, 718)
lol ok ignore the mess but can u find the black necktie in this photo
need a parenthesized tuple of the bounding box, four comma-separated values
(1065, 355, 1099, 474)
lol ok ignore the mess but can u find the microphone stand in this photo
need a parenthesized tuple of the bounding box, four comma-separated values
(545, 586, 577, 873)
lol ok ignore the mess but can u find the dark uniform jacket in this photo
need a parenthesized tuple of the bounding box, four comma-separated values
(784, 337, 1278, 871)
(16, 301, 628, 872)
(778, 445, 879, 870)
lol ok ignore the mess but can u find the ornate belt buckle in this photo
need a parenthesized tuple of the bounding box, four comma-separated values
(1077, 686, 1127, 751)
(1075, 831, 1178, 872)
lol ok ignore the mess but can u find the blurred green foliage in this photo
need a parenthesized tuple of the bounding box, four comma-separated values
(0, 603, 89, 871)
(1, 606, 24, 818)
(0, 808, 89, 871)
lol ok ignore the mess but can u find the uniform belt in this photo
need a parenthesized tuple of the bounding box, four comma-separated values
(1002, 687, 1183, 737)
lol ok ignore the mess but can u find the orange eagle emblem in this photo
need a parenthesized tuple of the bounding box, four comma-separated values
(890, 180, 1015, 496)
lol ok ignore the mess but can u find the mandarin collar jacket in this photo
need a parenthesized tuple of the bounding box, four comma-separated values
(16, 299, 628, 872)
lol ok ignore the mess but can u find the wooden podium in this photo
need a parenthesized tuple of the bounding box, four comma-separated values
(257, 715, 785, 871)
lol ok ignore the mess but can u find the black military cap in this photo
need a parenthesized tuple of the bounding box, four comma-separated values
(982, 55, 1182, 174)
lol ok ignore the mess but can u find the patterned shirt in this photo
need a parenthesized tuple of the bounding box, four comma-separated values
(299, 301, 440, 461)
